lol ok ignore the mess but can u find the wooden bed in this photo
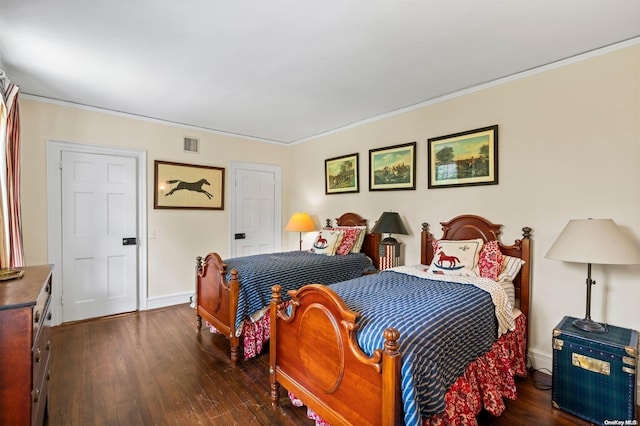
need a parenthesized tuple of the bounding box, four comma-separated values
(195, 212, 381, 365)
(269, 214, 532, 425)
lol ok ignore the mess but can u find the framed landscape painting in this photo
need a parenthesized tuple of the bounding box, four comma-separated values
(325, 153, 359, 194)
(154, 160, 225, 209)
(369, 142, 416, 191)
(427, 125, 498, 189)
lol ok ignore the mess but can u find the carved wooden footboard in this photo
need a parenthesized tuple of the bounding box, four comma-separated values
(269, 284, 402, 426)
(195, 253, 241, 363)
(269, 215, 533, 424)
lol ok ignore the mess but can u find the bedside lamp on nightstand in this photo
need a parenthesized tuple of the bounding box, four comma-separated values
(545, 218, 640, 333)
(285, 212, 316, 251)
(370, 211, 409, 270)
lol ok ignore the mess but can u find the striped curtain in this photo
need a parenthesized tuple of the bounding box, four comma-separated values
(0, 73, 24, 268)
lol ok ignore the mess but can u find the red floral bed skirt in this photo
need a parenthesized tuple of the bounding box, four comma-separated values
(206, 304, 281, 360)
(289, 313, 527, 426)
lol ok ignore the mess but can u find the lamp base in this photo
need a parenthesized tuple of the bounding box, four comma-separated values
(572, 317, 607, 333)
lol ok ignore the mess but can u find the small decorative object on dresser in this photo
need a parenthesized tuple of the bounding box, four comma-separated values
(370, 211, 409, 270)
(0, 265, 54, 426)
(552, 316, 638, 424)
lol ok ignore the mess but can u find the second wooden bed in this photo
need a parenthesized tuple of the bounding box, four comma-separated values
(195, 212, 381, 365)
(269, 214, 532, 425)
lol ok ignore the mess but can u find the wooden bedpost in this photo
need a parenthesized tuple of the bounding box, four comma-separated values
(519, 226, 532, 351)
(229, 269, 240, 366)
(195, 256, 203, 331)
(421, 222, 434, 265)
(381, 327, 402, 426)
(269, 285, 282, 408)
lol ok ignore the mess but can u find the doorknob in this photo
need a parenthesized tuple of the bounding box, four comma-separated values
(123, 237, 137, 245)
(234, 233, 246, 240)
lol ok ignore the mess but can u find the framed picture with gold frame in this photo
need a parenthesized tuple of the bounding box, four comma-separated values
(154, 160, 224, 209)
(325, 153, 359, 194)
(427, 125, 498, 189)
(369, 142, 416, 191)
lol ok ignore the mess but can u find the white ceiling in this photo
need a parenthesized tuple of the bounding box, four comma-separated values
(1, 1, 639, 144)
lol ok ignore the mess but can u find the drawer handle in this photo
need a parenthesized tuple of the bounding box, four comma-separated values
(47, 370, 51, 381)
(47, 311, 52, 321)
(45, 284, 50, 293)
(35, 348, 41, 363)
(32, 388, 40, 403)
(34, 310, 41, 323)
(46, 340, 51, 351)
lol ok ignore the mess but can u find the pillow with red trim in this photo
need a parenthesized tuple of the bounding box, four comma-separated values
(477, 240, 503, 280)
(328, 227, 361, 255)
(310, 230, 343, 256)
(427, 238, 484, 276)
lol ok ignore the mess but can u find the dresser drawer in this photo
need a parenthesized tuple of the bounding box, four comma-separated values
(32, 297, 52, 395)
(31, 354, 50, 426)
(0, 265, 54, 426)
(32, 277, 51, 338)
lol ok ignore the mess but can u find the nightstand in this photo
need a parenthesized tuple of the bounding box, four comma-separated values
(552, 316, 638, 424)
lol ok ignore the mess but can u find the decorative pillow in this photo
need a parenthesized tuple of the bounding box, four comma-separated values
(327, 227, 361, 255)
(498, 255, 525, 281)
(428, 238, 484, 276)
(477, 240, 503, 281)
(311, 230, 344, 256)
(335, 225, 366, 253)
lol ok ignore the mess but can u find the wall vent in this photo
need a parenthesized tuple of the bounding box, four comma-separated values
(183, 137, 199, 153)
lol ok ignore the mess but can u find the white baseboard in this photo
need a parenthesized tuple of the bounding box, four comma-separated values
(528, 348, 640, 405)
(145, 291, 193, 310)
(527, 349, 552, 374)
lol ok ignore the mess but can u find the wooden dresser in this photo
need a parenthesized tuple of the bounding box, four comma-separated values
(0, 265, 53, 426)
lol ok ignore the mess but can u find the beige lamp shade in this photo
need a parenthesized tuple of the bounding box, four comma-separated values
(545, 218, 640, 333)
(284, 212, 316, 232)
(545, 218, 640, 265)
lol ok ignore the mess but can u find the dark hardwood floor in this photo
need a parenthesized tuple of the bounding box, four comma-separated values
(50, 304, 637, 425)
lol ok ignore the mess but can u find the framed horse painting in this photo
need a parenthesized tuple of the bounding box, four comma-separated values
(154, 160, 225, 210)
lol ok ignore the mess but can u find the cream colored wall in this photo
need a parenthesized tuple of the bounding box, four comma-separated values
(17, 44, 640, 374)
(19, 101, 290, 298)
(288, 45, 640, 369)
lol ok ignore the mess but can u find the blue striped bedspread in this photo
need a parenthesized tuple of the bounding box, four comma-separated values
(225, 251, 373, 331)
(329, 268, 513, 426)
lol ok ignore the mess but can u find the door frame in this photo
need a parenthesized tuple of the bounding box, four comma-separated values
(46, 140, 148, 326)
(229, 162, 282, 257)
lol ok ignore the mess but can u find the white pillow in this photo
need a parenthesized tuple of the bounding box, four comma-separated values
(497, 255, 525, 281)
(311, 230, 344, 256)
(428, 238, 484, 276)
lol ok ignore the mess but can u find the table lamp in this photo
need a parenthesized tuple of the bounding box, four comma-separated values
(285, 212, 316, 251)
(545, 218, 640, 333)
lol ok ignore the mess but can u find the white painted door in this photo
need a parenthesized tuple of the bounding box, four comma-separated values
(232, 165, 280, 257)
(61, 151, 138, 322)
